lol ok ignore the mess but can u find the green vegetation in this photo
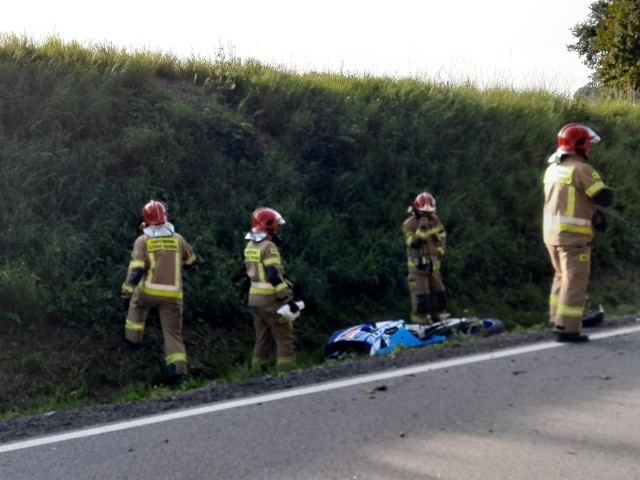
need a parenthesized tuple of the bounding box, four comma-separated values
(1, 34, 640, 416)
(569, 0, 640, 95)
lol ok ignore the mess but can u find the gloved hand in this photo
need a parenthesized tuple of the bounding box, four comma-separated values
(593, 209, 608, 232)
(277, 300, 305, 321)
(122, 296, 131, 312)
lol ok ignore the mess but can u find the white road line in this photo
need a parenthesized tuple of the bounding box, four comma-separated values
(2, 324, 639, 453)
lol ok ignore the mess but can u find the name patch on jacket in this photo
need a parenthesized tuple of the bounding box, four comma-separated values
(244, 248, 261, 263)
(146, 238, 179, 252)
(544, 166, 574, 185)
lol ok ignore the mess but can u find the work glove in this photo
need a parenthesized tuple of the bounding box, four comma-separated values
(277, 300, 305, 321)
(593, 209, 608, 232)
(287, 300, 300, 313)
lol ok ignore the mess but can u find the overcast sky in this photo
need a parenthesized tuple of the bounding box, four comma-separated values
(2, 0, 596, 95)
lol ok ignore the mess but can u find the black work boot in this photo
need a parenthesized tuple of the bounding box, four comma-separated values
(555, 331, 590, 343)
(165, 364, 186, 385)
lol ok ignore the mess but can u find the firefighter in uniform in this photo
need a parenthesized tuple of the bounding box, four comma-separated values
(403, 192, 448, 325)
(543, 123, 614, 343)
(121, 200, 197, 382)
(244, 207, 301, 372)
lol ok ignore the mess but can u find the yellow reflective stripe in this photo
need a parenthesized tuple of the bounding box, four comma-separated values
(405, 232, 416, 248)
(249, 287, 277, 295)
(436, 247, 445, 255)
(166, 352, 187, 365)
(249, 281, 276, 295)
(549, 294, 559, 307)
(566, 186, 575, 217)
(274, 282, 288, 293)
(415, 229, 430, 240)
(416, 225, 444, 240)
(184, 254, 196, 266)
(586, 181, 605, 197)
(125, 319, 145, 331)
(147, 252, 156, 284)
(122, 283, 135, 294)
(544, 213, 591, 227)
(129, 260, 145, 269)
(559, 224, 592, 235)
(257, 262, 267, 282)
(557, 304, 584, 318)
(175, 252, 181, 287)
(140, 285, 183, 298)
(263, 257, 281, 266)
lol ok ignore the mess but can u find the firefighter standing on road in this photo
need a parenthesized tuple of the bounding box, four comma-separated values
(403, 192, 448, 325)
(244, 207, 301, 372)
(121, 200, 196, 383)
(543, 123, 614, 343)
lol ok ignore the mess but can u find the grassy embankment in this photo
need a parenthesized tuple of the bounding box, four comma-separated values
(1, 34, 639, 418)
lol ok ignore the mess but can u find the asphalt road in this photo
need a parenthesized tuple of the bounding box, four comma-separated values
(2, 326, 640, 480)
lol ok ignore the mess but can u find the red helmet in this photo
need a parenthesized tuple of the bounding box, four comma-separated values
(557, 123, 601, 156)
(412, 192, 436, 213)
(251, 207, 285, 234)
(142, 200, 168, 226)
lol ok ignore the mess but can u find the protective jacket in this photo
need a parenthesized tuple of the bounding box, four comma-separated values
(543, 154, 607, 247)
(403, 213, 446, 273)
(244, 235, 296, 370)
(244, 238, 293, 306)
(122, 224, 196, 302)
(543, 153, 612, 335)
(121, 222, 196, 379)
(402, 213, 447, 324)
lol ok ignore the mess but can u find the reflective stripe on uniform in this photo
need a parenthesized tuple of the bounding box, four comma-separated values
(166, 352, 187, 365)
(585, 181, 605, 198)
(543, 213, 593, 235)
(416, 225, 444, 240)
(249, 281, 277, 295)
(140, 285, 183, 298)
(557, 304, 584, 318)
(125, 319, 145, 331)
(129, 260, 145, 269)
(405, 231, 416, 248)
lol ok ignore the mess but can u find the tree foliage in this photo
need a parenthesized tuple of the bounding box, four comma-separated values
(569, 0, 640, 94)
